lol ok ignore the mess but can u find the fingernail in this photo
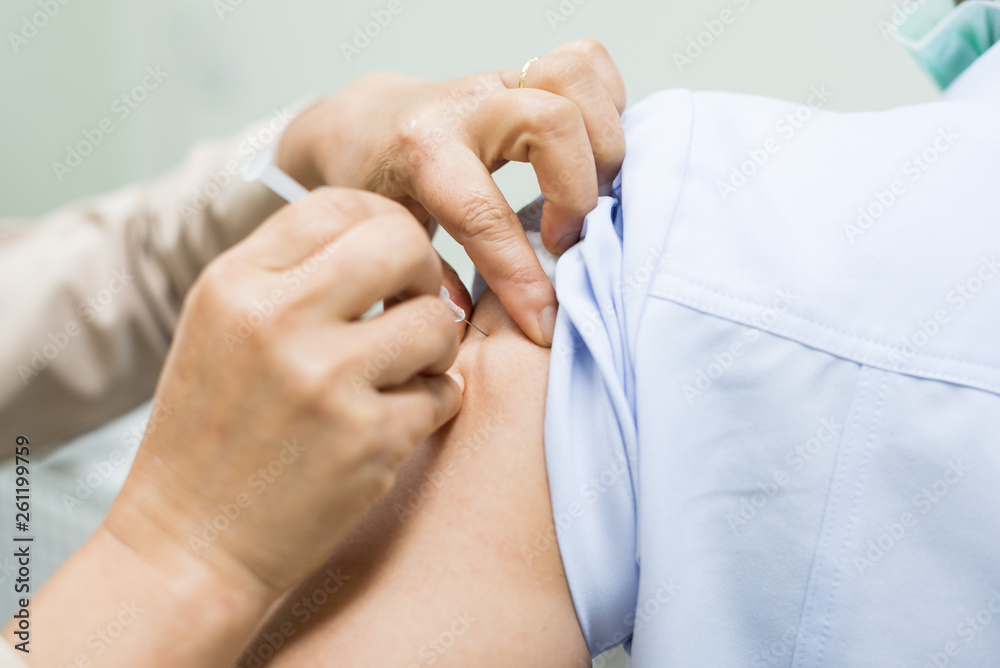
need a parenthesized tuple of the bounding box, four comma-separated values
(556, 231, 579, 254)
(538, 306, 558, 347)
(447, 370, 466, 394)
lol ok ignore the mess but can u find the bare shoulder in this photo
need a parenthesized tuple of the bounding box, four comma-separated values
(252, 290, 588, 668)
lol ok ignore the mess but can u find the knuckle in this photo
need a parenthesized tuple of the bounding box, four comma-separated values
(352, 398, 386, 439)
(569, 37, 609, 62)
(190, 254, 243, 314)
(456, 190, 512, 241)
(529, 96, 580, 135)
(387, 107, 445, 179)
(500, 259, 544, 288)
(392, 118, 430, 156)
(374, 216, 437, 278)
(302, 187, 372, 224)
(278, 356, 329, 408)
(486, 246, 547, 287)
(547, 54, 597, 89)
(328, 392, 385, 451)
(440, 75, 501, 125)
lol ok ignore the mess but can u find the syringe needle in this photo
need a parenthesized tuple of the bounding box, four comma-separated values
(465, 320, 489, 337)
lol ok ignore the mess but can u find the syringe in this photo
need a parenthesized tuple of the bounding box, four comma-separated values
(243, 149, 486, 336)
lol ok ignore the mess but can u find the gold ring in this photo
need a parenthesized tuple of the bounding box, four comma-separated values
(518, 57, 540, 89)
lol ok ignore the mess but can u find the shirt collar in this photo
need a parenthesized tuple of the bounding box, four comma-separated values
(893, 0, 1000, 89)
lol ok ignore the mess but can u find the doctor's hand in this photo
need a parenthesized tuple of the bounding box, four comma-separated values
(278, 38, 627, 347)
(107, 188, 462, 599)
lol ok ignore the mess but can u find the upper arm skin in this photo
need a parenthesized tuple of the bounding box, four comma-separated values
(248, 289, 589, 668)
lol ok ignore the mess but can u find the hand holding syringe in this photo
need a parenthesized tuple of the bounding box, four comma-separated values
(243, 150, 486, 336)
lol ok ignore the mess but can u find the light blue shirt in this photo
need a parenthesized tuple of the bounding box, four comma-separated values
(543, 27, 1000, 668)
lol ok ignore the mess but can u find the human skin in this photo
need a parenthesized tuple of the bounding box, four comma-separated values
(3, 190, 466, 668)
(280, 38, 626, 346)
(245, 287, 588, 668)
(0, 38, 624, 666)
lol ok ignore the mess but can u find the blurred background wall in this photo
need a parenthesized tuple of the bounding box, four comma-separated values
(0, 0, 939, 665)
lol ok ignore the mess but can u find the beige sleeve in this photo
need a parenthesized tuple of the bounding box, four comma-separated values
(0, 639, 27, 667)
(0, 115, 300, 460)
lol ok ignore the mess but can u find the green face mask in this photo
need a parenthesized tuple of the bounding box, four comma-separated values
(891, 0, 1000, 89)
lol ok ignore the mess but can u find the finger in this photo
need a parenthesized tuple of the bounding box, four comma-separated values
(299, 212, 442, 320)
(378, 373, 464, 450)
(236, 188, 410, 269)
(409, 146, 558, 346)
(386, 255, 470, 338)
(355, 295, 459, 388)
(500, 53, 625, 189)
(466, 88, 597, 254)
(547, 39, 627, 113)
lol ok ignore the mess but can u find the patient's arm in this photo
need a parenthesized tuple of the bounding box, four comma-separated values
(247, 288, 589, 668)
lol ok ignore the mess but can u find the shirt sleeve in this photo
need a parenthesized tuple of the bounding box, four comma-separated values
(0, 642, 27, 668)
(0, 114, 300, 460)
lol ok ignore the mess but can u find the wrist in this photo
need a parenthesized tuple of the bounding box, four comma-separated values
(95, 521, 275, 615)
(103, 482, 283, 609)
(11, 524, 274, 668)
